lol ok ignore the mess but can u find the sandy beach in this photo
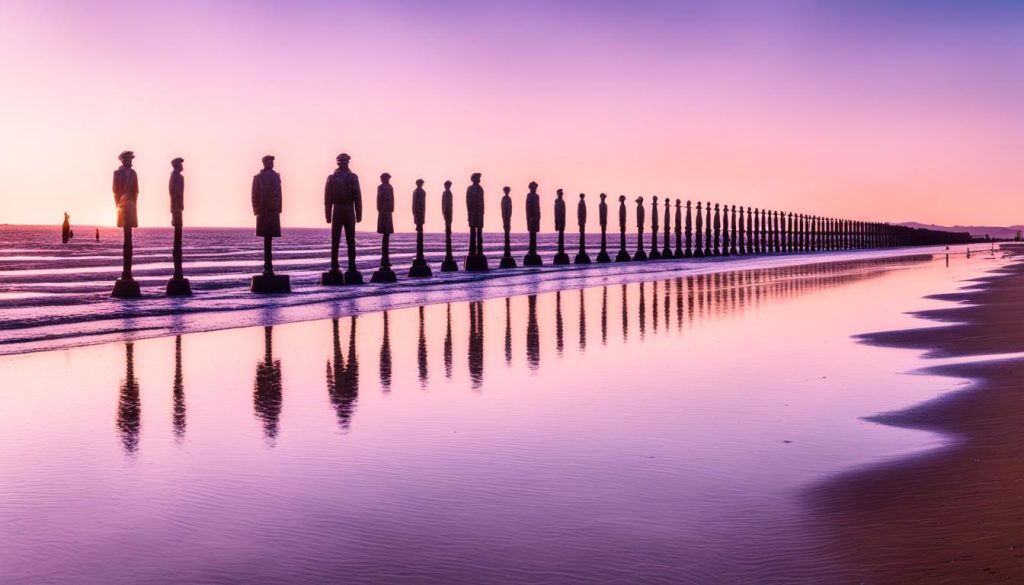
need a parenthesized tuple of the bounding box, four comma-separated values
(811, 245, 1024, 583)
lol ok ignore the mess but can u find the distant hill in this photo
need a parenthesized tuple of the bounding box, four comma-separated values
(898, 222, 1022, 240)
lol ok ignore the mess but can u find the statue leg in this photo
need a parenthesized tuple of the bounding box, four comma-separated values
(504, 229, 511, 257)
(263, 236, 273, 275)
(331, 220, 342, 272)
(476, 228, 483, 256)
(381, 232, 390, 269)
(172, 224, 183, 279)
(579, 229, 586, 253)
(468, 227, 477, 256)
(344, 220, 356, 272)
(122, 225, 133, 279)
(417, 225, 425, 259)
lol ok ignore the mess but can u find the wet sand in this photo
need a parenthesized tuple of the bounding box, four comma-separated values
(811, 246, 1024, 584)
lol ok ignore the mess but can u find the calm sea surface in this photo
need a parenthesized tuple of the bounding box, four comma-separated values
(0, 248, 1006, 584)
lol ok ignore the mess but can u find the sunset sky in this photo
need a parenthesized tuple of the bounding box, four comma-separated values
(0, 0, 1021, 232)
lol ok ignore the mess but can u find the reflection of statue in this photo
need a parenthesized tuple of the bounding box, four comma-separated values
(116, 342, 141, 453)
(633, 196, 648, 261)
(409, 179, 432, 277)
(578, 288, 586, 351)
(172, 336, 186, 441)
(649, 196, 661, 260)
(112, 150, 142, 298)
(663, 198, 673, 258)
(524, 181, 543, 266)
(499, 186, 516, 268)
(323, 153, 363, 285)
(444, 304, 453, 379)
(417, 307, 428, 387)
(371, 173, 397, 283)
(601, 286, 608, 345)
(166, 157, 192, 295)
(674, 199, 683, 258)
(464, 173, 489, 271)
(621, 283, 628, 341)
(468, 302, 484, 389)
(504, 298, 513, 365)
(553, 189, 569, 265)
(440, 180, 458, 272)
(327, 317, 359, 431)
(616, 195, 630, 262)
(694, 202, 703, 257)
(253, 327, 282, 446)
(250, 155, 291, 293)
(596, 193, 611, 263)
(555, 291, 564, 355)
(379, 312, 392, 393)
(574, 193, 591, 264)
(526, 295, 540, 370)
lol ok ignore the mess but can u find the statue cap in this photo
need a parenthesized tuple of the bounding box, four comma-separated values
(171, 157, 184, 164)
(261, 154, 274, 163)
(381, 172, 391, 179)
(336, 153, 351, 162)
(118, 150, 135, 161)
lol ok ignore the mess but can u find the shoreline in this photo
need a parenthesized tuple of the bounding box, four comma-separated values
(0, 245, 970, 358)
(808, 246, 1024, 583)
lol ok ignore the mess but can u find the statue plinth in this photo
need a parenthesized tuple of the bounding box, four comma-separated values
(596, 251, 611, 263)
(675, 248, 686, 259)
(440, 258, 459, 272)
(615, 250, 631, 262)
(464, 254, 489, 272)
(499, 256, 517, 269)
(574, 253, 591, 265)
(321, 270, 345, 286)
(344, 270, 364, 285)
(165, 277, 192, 296)
(251, 273, 291, 294)
(553, 253, 570, 265)
(632, 249, 648, 262)
(370, 268, 397, 283)
(111, 278, 142, 299)
(523, 254, 543, 267)
(408, 259, 433, 278)
(649, 249, 662, 260)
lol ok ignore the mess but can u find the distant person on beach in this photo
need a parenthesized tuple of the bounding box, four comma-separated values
(61, 212, 73, 244)
(323, 153, 363, 283)
(112, 150, 139, 279)
(252, 155, 283, 275)
(95, 228, 99, 242)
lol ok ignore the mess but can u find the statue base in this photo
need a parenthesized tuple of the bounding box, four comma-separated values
(499, 256, 517, 269)
(663, 247, 673, 259)
(111, 278, 142, 299)
(408, 259, 433, 278)
(675, 249, 686, 259)
(615, 250, 631, 262)
(165, 277, 192, 296)
(596, 251, 611, 263)
(345, 270, 364, 285)
(574, 253, 591, 264)
(553, 253, 570, 265)
(440, 258, 459, 272)
(251, 273, 291, 294)
(370, 268, 397, 283)
(649, 250, 662, 260)
(523, 253, 543, 267)
(321, 270, 345, 286)
(633, 250, 648, 262)
(464, 254, 489, 272)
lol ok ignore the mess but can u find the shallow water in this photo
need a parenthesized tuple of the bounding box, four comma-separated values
(0, 250, 1007, 584)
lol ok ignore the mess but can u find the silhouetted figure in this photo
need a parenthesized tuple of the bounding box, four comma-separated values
(468, 302, 484, 389)
(526, 295, 540, 371)
(649, 196, 661, 259)
(379, 312, 392, 393)
(440, 180, 458, 272)
(250, 155, 290, 293)
(553, 189, 570, 265)
(738, 206, 746, 254)
(674, 199, 684, 258)
(409, 179, 432, 277)
(464, 173, 488, 271)
(596, 193, 611, 263)
(326, 317, 359, 431)
(746, 207, 753, 254)
(575, 193, 591, 264)
(663, 198, 673, 258)
(722, 203, 731, 257)
(713, 203, 722, 256)
(633, 196, 648, 261)
(499, 186, 516, 268)
(524, 181, 543, 266)
(615, 195, 630, 262)
(704, 202, 713, 256)
(95, 228, 100, 241)
(253, 326, 282, 446)
(61, 212, 73, 244)
(166, 157, 192, 296)
(371, 173, 397, 283)
(172, 336, 185, 442)
(417, 307, 428, 388)
(323, 153, 363, 285)
(730, 205, 738, 255)
(444, 304, 453, 379)
(111, 151, 142, 298)
(116, 342, 141, 454)
(694, 201, 704, 257)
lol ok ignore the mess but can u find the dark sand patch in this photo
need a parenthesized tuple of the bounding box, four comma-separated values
(810, 251, 1024, 584)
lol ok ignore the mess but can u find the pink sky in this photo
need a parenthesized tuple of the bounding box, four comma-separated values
(0, 0, 1021, 231)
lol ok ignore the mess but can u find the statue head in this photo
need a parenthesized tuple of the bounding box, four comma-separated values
(579, 193, 585, 200)
(416, 178, 424, 187)
(600, 193, 606, 201)
(470, 172, 481, 184)
(503, 186, 510, 195)
(635, 196, 643, 204)
(336, 153, 351, 169)
(171, 157, 184, 172)
(556, 189, 564, 198)
(118, 150, 135, 168)
(444, 180, 452, 189)
(676, 199, 681, 206)
(618, 195, 626, 203)
(380, 172, 391, 184)
(652, 196, 658, 203)
(528, 181, 538, 192)
(261, 155, 274, 170)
